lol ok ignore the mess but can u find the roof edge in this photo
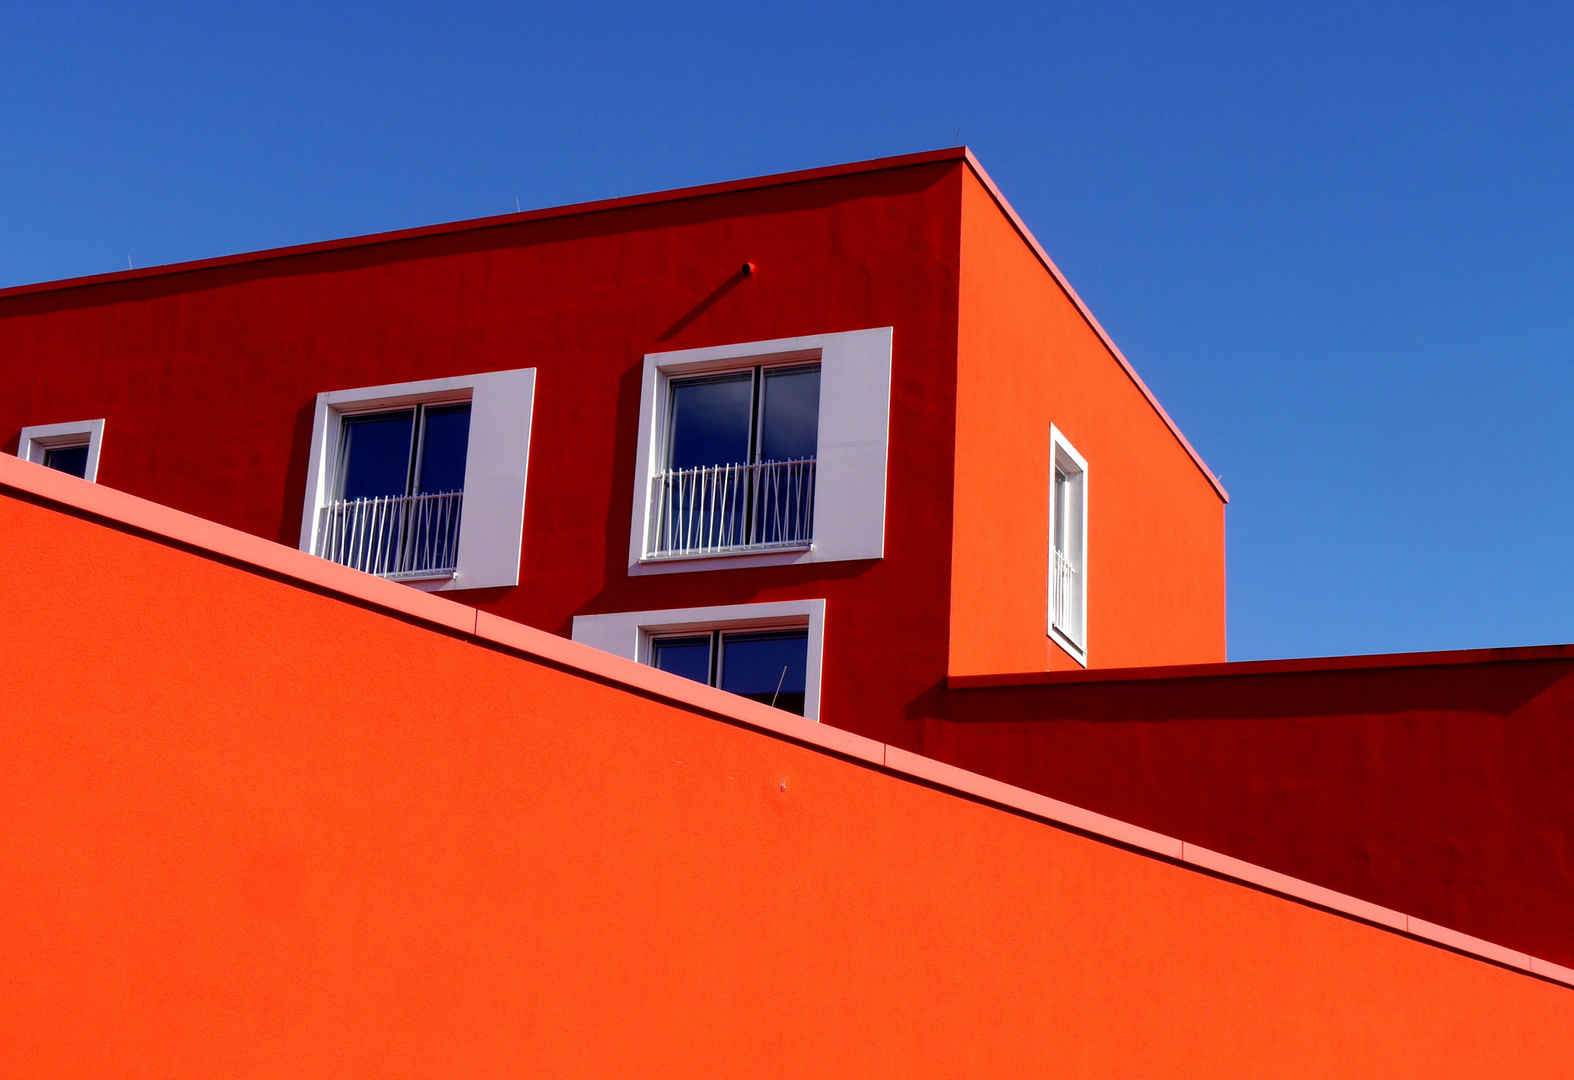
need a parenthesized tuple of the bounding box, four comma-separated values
(958, 149, 1229, 503)
(2, 453, 1565, 989)
(947, 642, 1574, 689)
(0, 148, 970, 302)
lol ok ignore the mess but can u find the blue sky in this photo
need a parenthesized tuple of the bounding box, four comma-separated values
(4, 2, 1571, 660)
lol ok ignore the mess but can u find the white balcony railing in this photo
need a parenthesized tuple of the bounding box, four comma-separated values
(648, 458, 816, 558)
(1051, 546, 1077, 635)
(316, 491, 463, 580)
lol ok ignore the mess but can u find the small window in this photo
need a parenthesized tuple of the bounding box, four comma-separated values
(16, 419, 106, 483)
(651, 627, 811, 715)
(1049, 426, 1088, 660)
(648, 363, 820, 557)
(43, 443, 91, 478)
(316, 403, 471, 581)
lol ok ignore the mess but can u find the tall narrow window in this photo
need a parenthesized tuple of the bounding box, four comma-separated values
(648, 363, 820, 556)
(651, 626, 810, 715)
(1049, 428, 1088, 659)
(317, 402, 471, 580)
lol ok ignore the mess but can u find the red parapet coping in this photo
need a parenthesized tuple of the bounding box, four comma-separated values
(948, 642, 1574, 690)
(1, 451, 1566, 990)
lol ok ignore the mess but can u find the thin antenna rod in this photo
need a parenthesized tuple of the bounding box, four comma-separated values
(769, 666, 787, 710)
(127, 256, 133, 270)
(515, 197, 521, 213)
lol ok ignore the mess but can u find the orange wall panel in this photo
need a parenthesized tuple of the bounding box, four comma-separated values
(2, 492, 1568, 1077)
(951, 171, 1226, 674)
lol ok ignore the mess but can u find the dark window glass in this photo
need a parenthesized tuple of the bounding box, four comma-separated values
(717, 629, 809, 715)
(43, 444, 89, 478)
(667, 373, 754, 470)
(340, 410, 415, 500)
(652, 635, 713, 686)
(758, 367, 820, 462)
(416, 404, 471, 495)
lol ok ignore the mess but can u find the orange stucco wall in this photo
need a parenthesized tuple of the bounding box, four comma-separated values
(3, 488, 1569, 1077)
(951, 170, 1227, 673)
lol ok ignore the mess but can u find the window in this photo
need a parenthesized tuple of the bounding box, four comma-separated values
(1048, 426, 1088, 661)
(629, 328, 893, 575)
(299, 369, 536, 591)
(650, 363, 820, 556)
(571, 599, 827, 720)
(318, 403, 472, 580)
(16, 419, 106, 482)
(652, 628, 810, 715)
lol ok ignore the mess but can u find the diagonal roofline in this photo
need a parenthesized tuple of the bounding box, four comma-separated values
(1, 146, 1225, 500)
(1, 450, 1564, 988)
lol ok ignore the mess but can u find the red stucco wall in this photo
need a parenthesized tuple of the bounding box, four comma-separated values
(934, 655, 1574, 968)
(0, 158, 966, 750)
(3, 482, 1572, 1077)
(951, 169, 1227, 675)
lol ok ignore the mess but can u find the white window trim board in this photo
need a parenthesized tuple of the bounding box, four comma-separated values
(572, 599, 827, 721)
(1048, 424, 1089, 665)
(17, 419, 106, 482)
(298, 368, 536, 592)
(627, 328, 893, 576)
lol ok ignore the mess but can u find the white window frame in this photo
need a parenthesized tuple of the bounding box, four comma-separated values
(17, 419, 106, 482)
(627, 328, 893, 576)
(1048, 425, 1088, 664)
(572, 599, 827, 720)
(298, 368, 536, 592)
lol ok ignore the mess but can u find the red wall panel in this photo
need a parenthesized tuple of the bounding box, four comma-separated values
(2, 486, 1571, 1077)
(933, 655, 1574, 967)
(0, 161, 966, 750)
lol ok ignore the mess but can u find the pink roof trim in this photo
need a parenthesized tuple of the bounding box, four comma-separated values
(2, 452, 1560, 989)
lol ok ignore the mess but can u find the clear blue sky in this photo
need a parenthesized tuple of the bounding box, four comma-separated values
(4, 2, 1571, 660)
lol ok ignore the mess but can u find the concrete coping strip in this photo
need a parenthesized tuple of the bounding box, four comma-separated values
(2, 452, 1567, 989)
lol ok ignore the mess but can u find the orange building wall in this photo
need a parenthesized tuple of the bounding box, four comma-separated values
(950, 169, 1227, 674)
(3, 488, 1570, 1078)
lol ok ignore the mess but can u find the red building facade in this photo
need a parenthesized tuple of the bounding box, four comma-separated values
(4, 148, 1570, 978)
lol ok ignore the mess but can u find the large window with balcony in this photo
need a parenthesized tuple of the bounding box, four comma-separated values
(299, 369, 536, 591)
(1048, 426, 1088, 661)
(628, 328, 893, 575)
(316, 403, 471, 581)
(648, 363, 820, 557)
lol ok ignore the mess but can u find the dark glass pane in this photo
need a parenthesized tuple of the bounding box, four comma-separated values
(340, 410, 414, 499)
(667, 373, 753, 470)
(416, 403, 471, 494)
(652, 635, 713, 686)
(718, 629, 809, 715)
(758, 366, 820, 462)
(43, 444, 89, 478)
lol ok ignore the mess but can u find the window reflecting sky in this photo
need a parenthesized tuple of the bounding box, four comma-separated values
(759, 367, 819, 462)
(417, 404, 471, 494)
(340, 411, 414, 499)
(652, 636, 712, 685)
(668, 374, 753, 470)
(718, 629, 808, 714)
